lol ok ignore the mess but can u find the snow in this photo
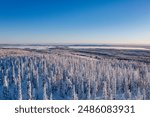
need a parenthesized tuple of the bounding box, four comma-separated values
(69, 46, 150, 50)
(1, 45, 150, 50)
(0, 48, 150, 100)
(0, 45, 55, 50)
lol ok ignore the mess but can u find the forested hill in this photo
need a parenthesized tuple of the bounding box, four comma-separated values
(0, 48, 150, 100)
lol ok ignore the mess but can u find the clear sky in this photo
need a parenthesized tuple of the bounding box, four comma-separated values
(0, 0, 150, 44)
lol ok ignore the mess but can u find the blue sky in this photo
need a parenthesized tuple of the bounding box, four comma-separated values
(0, 0, 150, 44)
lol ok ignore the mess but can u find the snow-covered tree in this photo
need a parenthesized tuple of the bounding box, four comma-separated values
(0, 48, 150, 100)
(71, 85, 78, 100)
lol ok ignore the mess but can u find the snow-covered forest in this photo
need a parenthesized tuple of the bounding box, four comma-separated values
(0, 48, 150, 100)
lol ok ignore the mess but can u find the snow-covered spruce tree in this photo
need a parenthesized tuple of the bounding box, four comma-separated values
(86, 79, 91, 100)
(26, 73, 32, 100)
(3, 76, 10, 100)
(17, 64, 22, 100)
(49, 91, 53, 100)
(142, 88, 146, 100)
(71, 85, 78, 100)
(91, 80, 97, 100)
(106, 71, 112, 100)
(112, 72, 116, 100)
(136, 87, 143, 100)
(42, 79, 48, 100)
(79, 76, 84, 99)
(32, 68, 39, 100)
(123, 76, 131, 100)
(130, 70, 139, 99)
(102, 81, 108, 100)
(12, 64, 18, 100)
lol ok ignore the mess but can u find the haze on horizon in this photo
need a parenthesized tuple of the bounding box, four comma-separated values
(0, 0, 150, 44)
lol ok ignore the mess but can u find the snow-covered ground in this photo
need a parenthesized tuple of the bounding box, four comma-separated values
(0, 44, 150, 50)
(69, 46, 150, 50)
(0, 48, 150, 100)
(0, 45, 55, 50)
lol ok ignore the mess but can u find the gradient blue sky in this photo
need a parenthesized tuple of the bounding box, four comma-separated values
(0, 0, 150, 44)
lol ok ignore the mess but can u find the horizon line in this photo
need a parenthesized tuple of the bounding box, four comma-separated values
(0, 43, 150, 46)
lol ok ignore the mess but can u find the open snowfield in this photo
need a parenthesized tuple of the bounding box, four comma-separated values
(69, 46, 150, 50)
(0, 45, 150, 100)
(1, 44, 150, 50)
